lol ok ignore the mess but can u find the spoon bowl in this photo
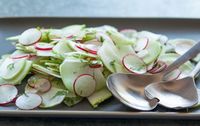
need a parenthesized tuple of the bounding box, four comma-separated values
(107, 42, 200, 110)
(145, 77, 198, 109)
(107, 73, 158, 110)
(145, 61, 200, 109)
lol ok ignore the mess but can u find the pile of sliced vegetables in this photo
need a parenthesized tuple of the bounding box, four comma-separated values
(0, 24, 199, 110)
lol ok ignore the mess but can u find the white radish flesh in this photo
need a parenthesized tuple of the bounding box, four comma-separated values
(15, 93, 42, 110)
(75, 44, 98, 55)
(148, 61, 167, 74)
(19, 28, 41, 45)
(0, 85, 18, 105)
(35, 43, 54, 51)
(122, 53, 147, 74)
(73, 74, 96, 97)
(28, 76, 51, 93)
(134, 38, 149, 52)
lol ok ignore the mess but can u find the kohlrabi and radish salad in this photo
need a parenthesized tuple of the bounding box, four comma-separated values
(0, 24, 199, 110)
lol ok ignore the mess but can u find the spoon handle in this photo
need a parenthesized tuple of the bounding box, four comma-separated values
(163, 41, 200, 75)
(190, 61, 200, 77)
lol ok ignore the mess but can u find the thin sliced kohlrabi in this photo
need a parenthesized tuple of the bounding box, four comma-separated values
(32, 64, 61, 78)
(6, 60, 32, 85)
(97, 41, 120, 73)
(107, 30, 135, 45)
(138, 40, 162, 65)
(0, 58, 26, 80)
(159, 53, 194, 78)
(87, 88, 112, 108)
(60, 59, 94, 96)
(53, 40, 73, 56)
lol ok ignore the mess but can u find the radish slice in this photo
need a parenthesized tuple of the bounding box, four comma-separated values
(15, 93, 42, 110)
(19, 28, 41, 45)
(163, 69, 182, 81)
(75, 44, 98, 55)
(0, 85, 18, 105)
(11, 54, 30, 60)
(148, 61, 167, 74)
(122, 53, 147, 74)
(89, 64, 102, 68)
(28, 76, 51, 93)
(134, 37, 149, 52)
(73, 74, 96, 97)
(147, 62, 156, 71)
(35, 43, 54, 51)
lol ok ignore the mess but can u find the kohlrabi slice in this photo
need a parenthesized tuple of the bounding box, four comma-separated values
(39, 87, 65, 108)
(95, 25, 118, 33)
(6, 60, 32, 84)
(167, 39, 200, 62)
(0, 58, 25, 80)
(97, 41, 120, 73)
(6, 35, 20, 41)
(32, 64, 61, 78)
(60, 59, 95, 97)
(107, 30, 135, 45)
(120, 29, 137, 39)
(87, 88, 112, 108)
(93, 68, 106, 91)
(167, 39, 196, 55)
(53, 40, 72, 55)
(64, 95, 83, 107)
(19, 28, 42, 45)
(137, 31, 168, 44)
(138, 40, 162, 65)
(62, 24, 86, 37)
(159, 53, 194, 78)
(0, 77, 8, 85)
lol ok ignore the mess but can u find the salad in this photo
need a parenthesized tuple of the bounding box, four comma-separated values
(0, 24, 199, 110)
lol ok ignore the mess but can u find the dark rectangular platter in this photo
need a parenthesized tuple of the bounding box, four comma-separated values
(0, 17, 200, 119)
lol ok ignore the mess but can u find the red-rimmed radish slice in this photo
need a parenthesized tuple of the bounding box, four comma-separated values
(75, 44, 98, 55)
(147, 62, 156, 71)
(19, 28, 41, 45)
(73, 74, 96, 97)
(122, 53, 147, 74)
(163, 69, 182, 81)
(35, 43, 54, 51)
(28, 76, 51, 93)
(0, 84, 18, 105)
(11, 54, 30, 60)
(148, 61, 167, 74)
(66, 35, 74, 39)
(134, 37, 149, 52)
(89, 60, 103, 68)
(89, 64, 102, 68)
(15, 93, 42, 110)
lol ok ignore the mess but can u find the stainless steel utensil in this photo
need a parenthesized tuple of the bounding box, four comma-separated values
(107, 41, 200, 110)
(145, 61, 200, 109)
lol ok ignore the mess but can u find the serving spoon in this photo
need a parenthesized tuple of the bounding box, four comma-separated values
(145, 61, 200, 109)
(107, 41, 200, 110)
